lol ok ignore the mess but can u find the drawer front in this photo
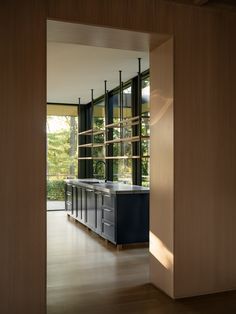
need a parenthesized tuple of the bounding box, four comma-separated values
(102, 220, 115, 243)
(103, 194, 115, 209)
(102, 206, 114, 223)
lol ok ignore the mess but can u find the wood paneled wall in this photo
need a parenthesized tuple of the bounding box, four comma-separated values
(0, 0, 235, 312)
(150, 39, 174, 298)
(173, 5, 236, 297)
(0, 1, 46, 313)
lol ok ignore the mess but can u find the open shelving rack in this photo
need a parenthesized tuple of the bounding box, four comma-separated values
(78, 115, 150, 160)
(77, 60, 150, 185)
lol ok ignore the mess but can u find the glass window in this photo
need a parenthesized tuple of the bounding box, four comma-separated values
(113, 159, 132, 184)
(123, 85, 132, 119)
(93, 99, 105, 131)
(141, 158, 150, 187)
(92, 99, 105, 179)
(47, 105, 78, 206)
(141, 76, 150, 187)
(93, 159, 105, 180)
(141, 77, 150, 117)
(110, 92, 120, 123)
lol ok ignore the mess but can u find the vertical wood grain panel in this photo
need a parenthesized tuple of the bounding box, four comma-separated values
(0, 1, 46, 313)
(47, 0, 159, 33)
(150, 39, 174, 297)
(173, 6, 236, 297)
(0, 0, 235, 311)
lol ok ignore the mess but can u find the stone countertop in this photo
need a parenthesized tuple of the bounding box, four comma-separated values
(65, 179, 149, 195)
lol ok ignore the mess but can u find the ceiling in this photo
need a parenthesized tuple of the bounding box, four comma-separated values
(47, 21, 151, 104)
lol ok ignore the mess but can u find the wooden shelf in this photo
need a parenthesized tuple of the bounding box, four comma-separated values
(92, 143, 105, 148)
(78, 143, 93, 148)
(78, 155, 149, 160)
(78, 157, 93, 160)
(105, 115, 140, 128)
(78, 116, 150, 163)
(78, 156, 105, 160)
(78, 129, 93, 135)
(78, 143, 105, 148)
(105, 156, 140, 159)
(78, 129, 105, 136)
(105, 136, 140, 144)
(93, 130, 105, 135)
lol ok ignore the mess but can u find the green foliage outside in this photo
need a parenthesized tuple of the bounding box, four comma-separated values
(47, 180, 65, 200)
(47, 115, 78, 201)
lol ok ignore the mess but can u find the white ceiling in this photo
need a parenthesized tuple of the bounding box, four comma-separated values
(47, 21, 150, 104)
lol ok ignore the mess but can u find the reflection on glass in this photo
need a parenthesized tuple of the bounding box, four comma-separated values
(141, 77, 150, 117)
(113, 159, 132, 184)
(93, 99, 105, 131)
(141, 140, 150, 157)
(141, 118, 150, 137)
(141, 76, 150, 187)
(110, 93, 120, 123)
(112, 126, 120, 140)
(92, 99, 105, 180)
(93, 160, 105, 180)
(123, 142, 132, 157)
(92, 146, 104, 158)
(141, 158, 150, 187)
(113, 143, 121, 157)
(123, 123, 132, 138)
(123, 85, 132, 119)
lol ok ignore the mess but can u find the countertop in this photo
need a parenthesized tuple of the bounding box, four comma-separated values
(65, 179, 149, 195)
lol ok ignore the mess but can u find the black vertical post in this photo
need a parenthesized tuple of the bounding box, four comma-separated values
(77, 97, 80, 178)
(132, 77, 138, 185)
(119, 70, 124, 156)
(107, 90, 113, 181)
(104, 80, 108, 181)
(136, 58, 142, 186)
(78, 98, 87, 179)
(87, 89, 94, 178)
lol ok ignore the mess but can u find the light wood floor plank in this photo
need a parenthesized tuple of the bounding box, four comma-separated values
(47, 211, 236, 314)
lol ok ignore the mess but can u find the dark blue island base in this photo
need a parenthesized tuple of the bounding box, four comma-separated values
(65, 180, 149, 248)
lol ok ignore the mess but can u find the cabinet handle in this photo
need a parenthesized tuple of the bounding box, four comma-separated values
(86, 189, 93, 192)
(104, 222, 111, 227)
(103, 208, 112, 212)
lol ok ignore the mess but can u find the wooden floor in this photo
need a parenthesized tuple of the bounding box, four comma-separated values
(47, 211, 236, 314)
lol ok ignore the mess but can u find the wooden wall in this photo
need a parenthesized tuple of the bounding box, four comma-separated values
(0, 1, 46, 313)
(172, 4, 236, 297)
(150, 39, 174, 297)
(0, 0, 235, 312)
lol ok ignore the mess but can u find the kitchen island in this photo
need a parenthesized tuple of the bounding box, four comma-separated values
(65, 179, 149, 247)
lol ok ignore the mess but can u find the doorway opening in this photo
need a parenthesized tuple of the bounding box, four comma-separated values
(46, 20, 171, 313)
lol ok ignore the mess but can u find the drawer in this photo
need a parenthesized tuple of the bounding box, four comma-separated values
(103, 194, 115, 209)
(102, 220, 115, 243)
(102, 206, 114, 223)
